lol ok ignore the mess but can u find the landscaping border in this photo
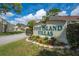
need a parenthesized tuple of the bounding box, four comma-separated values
(26, 37, 70, 49)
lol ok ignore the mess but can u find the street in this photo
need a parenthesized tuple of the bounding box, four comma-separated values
(0, 33, 26, 45)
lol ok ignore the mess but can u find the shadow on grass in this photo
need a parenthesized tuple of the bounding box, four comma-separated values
(37, 49, 61, 56)
(37, 48, 79, 56)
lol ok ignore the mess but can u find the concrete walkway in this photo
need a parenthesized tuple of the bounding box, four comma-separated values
(0, 33, 26, 45)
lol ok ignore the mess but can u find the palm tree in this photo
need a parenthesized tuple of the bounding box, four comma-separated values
(41, 16, 49, 23)
(27, 20, 36, 30)
(27, 20, 36, 35)
(41, 8, 61, 23)
(47, 8, 61, 16)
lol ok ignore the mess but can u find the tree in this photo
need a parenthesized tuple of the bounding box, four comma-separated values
(41, 16, 49, 23)
(41, 8, 61, 23)
(0, 3, 22, 14)
(47, 8, 61, 16)
(16, 23, 26, 27)
(26, 20, 36, 35)
(27, 20, 36, 30)
(0, 3, 22, 33)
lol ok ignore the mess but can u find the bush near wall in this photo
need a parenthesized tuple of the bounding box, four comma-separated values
(29, 35, 67, 46)
(67, 23, 79, 49)
(26, 28, 33, 36)
(29, 35, 49, 45)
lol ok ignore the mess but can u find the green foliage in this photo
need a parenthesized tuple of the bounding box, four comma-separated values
(67, 23, 79, 48)
(41, 8, 61, 23)
(0, 39, 42, 56)
(0, 3, 22, 14)
(47, 8, 61, 16)
(12, 3, 22, 13)
(38, 48, 79, 56)
(0, 39, 79, 55)
(0, 31, 23, 36)
(29, 36, 49, 45)
(44, 37, 48, 40)
(42, 16, 49, 23)
(29, 36, 67, 46)
(27, 20, 36, 29)
(29, 35, 40, 41)
(43, 39, 49, 45)
(16, 23, 26, 27)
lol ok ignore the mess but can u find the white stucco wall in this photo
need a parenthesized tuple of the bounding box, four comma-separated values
(33, 20, 68, 44)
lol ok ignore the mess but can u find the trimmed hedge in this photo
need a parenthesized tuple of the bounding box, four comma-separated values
(67, 23, 79, 49)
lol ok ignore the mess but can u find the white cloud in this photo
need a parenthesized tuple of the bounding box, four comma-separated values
(26, 14, 35, 20)
(14, 14, 35, 24)
(9, 20, 17, 25)
(12, 9, 46, 24)
(12, 14, 34, 24)
(71, 6, 79, 16)
(14, 18, 26, 24)
(0, 9, 46, 24)
(0, 12, 14, 19)
(57, 11, 68, 16)
(34, 9, 46, 19)
(6, 12, 14, 17)
(0, 15, 6, 19)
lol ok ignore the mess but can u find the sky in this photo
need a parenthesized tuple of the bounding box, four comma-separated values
(0, 3, 79, 25)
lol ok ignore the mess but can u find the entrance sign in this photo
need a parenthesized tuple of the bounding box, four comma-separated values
(33, 20, 68, 44)
(33, 16, 79, 44)
(33, 24, 64, 38)
(34, 24, 63, 37)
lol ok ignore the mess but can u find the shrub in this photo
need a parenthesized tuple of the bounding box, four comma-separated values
(55, 41, 67, 46)
(29, 36, 68, 46)
(67, 23, 79, 49)
(37, 39, 43, 43)
(44, 37, 48, 40)
(41, 37, 49, 45)
(48, 40, 54, 45)
(29, 35, 37, 41)
(36, 36, 40, 39)
(29, 35, 41, 41)
(43, 39, 49, 45)
(48, 37, 57, 45)
(29, 36, 32, 40)
(35, 36, 49, 45)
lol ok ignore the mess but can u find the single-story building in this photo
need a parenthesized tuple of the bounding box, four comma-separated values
(0, 17, 15, 32)
(33, 16, 79, 44)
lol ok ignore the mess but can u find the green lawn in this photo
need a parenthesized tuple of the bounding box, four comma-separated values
(0, 39, 79, 56)
(0, 39, 42, 56)
(0, 31, 24, 36)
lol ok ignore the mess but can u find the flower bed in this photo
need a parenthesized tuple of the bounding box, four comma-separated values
(29, 35, 49, 45)
(28, 35, 67, 46)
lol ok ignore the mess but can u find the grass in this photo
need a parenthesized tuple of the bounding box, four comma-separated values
(0, 39, 79, 56)
(0, 31, 24, 36)
(0, 39, 42, 56)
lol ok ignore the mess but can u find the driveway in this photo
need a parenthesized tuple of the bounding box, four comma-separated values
(0, 33, 26, 45)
